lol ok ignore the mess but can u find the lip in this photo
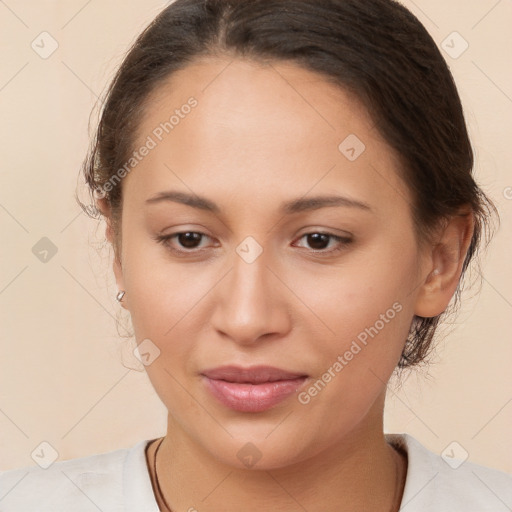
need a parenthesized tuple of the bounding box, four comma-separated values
(201, 365, 308, 413)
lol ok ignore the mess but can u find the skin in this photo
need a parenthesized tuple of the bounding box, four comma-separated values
(98, 56, 474, 511)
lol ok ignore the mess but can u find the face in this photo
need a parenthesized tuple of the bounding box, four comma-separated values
(110, 57, 430, 469)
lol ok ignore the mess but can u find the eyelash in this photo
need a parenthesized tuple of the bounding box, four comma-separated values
(153, 231, 353, 256)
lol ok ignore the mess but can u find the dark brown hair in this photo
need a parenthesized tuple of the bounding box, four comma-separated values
(77, 0, 497, 369)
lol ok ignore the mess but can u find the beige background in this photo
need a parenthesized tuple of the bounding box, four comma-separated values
(1, 0, 511, 474)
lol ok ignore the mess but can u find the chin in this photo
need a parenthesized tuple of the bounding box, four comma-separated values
(195, 426, 322, 471)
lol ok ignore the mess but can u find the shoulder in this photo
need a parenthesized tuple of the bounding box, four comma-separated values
(0, 439, 159, 512)
(387, 433, 512, 511)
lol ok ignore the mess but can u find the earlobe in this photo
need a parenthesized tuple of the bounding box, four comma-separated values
(414, 211, 474, 318)
(112, 250, 128, 309)
(414, 267, 444, 318)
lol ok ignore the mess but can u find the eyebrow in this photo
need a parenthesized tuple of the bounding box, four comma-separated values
(145, 191, 372, 214)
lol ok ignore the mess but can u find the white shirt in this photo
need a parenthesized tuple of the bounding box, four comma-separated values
(1, 433, 511, 511)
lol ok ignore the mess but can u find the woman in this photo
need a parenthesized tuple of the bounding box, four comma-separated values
(1, 0, 510, 510)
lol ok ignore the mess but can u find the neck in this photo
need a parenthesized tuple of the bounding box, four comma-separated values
(147, 402, 407, 512)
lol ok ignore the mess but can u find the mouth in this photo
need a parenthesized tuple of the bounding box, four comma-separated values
(200, 365, 309, 413)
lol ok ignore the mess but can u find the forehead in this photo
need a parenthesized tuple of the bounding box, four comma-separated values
(126, 56, 409, 215)
(139, 56, 375, 145)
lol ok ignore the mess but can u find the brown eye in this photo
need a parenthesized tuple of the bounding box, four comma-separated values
(176, 232, 203, 249)
(154, 231, 211, 253)
(294, 232, 352, 254)
(305, 233, 330, 250)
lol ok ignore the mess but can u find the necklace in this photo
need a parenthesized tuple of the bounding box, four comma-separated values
(152, 437, 404, 512)
(153, 437, 173, 512)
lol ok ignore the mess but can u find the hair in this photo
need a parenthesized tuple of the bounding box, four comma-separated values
(76, 0, 498, 370)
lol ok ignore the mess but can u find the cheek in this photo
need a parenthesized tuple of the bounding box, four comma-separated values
(292, 263, 415, 438)
(291, 280, 410, 403)
(121, 227, 196, 330)
(295, 250, 415, 343)
(121, 245, 212, 415)
(288, 242, 419, 402)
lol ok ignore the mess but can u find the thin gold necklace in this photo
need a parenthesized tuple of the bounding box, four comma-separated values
(152, 437, 404, 512)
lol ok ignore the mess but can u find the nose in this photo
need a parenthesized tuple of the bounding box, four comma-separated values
(210, 248, 291, 346)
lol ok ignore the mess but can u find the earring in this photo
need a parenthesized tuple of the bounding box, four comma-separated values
(116, 290, 126, 302)
(431, 269, 440, 276)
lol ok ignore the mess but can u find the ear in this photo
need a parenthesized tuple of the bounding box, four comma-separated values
(414, 210, 475, 318)
(96, 198, 129, 310)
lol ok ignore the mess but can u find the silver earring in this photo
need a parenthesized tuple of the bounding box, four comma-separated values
(116, 290, 126, 302)
(432, 269, 440, 276)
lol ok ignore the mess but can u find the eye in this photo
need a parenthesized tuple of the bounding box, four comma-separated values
(293, 232, 352, 254)
(154, 231, 213, 254)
